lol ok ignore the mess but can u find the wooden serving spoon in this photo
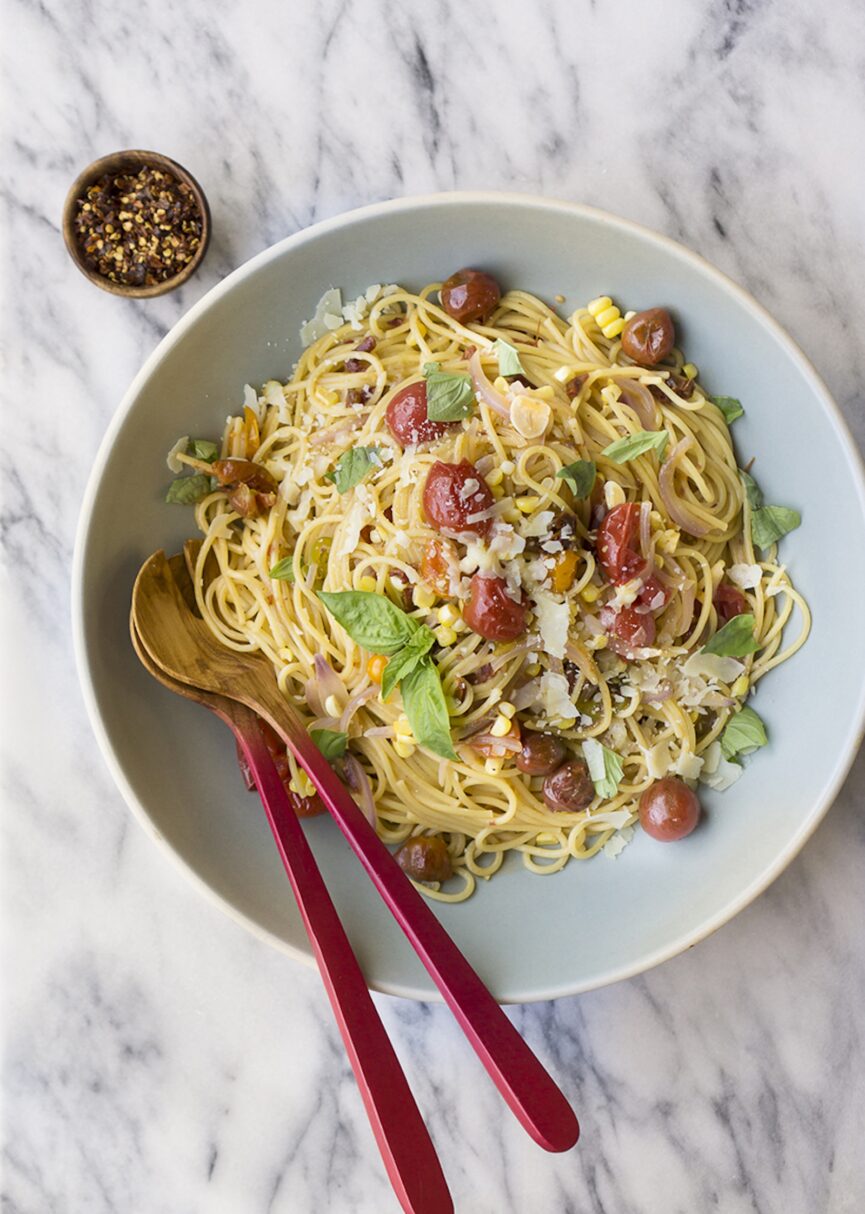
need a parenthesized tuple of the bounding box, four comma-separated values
(132, 549, 579, 1154)
(131, 557, 452, 1214)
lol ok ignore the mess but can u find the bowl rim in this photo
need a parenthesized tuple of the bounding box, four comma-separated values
(62, 148, 212, 298)
(71, 190, 865, 1003)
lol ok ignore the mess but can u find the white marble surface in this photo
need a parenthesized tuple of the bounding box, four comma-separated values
(3, 1, 865, 1210)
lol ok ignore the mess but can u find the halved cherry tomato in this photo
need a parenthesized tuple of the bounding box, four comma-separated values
(463, 574, 528, 641)
(713, 582, 748, 624)
(596, 503, 646, 585)
(386, 381, 457, 446)
(639, 777, 701, 841)
(637, 573, 668, 612)
(423, 461, 495, 539)
(604, 605, 656, 656)
(420, 539, 455, 594)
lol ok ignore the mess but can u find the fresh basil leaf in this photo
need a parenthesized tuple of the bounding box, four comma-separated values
(423, 364, 474, 421)
(192, 438, 219, 462)
(602, 430, 669, 463)
(556, 459, 596, 499)
(493, 338, 525, 377)
(269, 557, 296, 583)
(751, 505, 801, 550)
(317, 590, 418, 655)
(165, 474, 213, 505)
(740, 468, 763, 510)
(720, 707, 767, 760)
(703, 613, 759, 657)
(582, 737, 623, 801)
(381, 626, 436, 701)
(712, 396, 744, 425)
(326, 446, 381, 494)
(399, 655, 457, 760)
(739, 470, 801, 549)
(310, 728, 348, 761)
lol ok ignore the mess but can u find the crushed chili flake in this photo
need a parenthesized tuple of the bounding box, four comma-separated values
(73, 165, 203, 287)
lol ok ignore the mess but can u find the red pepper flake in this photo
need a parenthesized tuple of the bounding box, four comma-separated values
(72, 165, 203, 287)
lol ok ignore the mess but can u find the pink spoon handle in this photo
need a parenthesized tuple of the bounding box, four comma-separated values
(273, 724, 580, 1154)
(232, 709, 453, 1214)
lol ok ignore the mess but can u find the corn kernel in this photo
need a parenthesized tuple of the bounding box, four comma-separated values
(437, 603, 461, 627)
(501, 505, 521, 524)
(587, 296, 612, 317)
(289, 770, 316, 799)
(490, 715, 512, 737)
(526, 662, 541, 677)
(731, 675, 749, 698)
(434, 626, 457, 647)
(493, 375, 511, 394)
(394, 715, 414, 740)
(484, 757, 505, 775)
(595, 306, 619, 329)
(415, 319, 427, 337)
(358, 575, 378, 593)
(490, 482, 505, 500)
(554, 365, 578, 383)
(586, 634, 608, 651)
(515, 495, 540, 513)
(500, 459, 515, 474)
(367, 654, 387, 684)
(604, 480, 626, 509)
(394, 739, 416, 759)
(486, 467, 504, 487)
(324, 694, 342, 718)
(602, 316, 626, 338)
(499, 701, 516, 718)
(412, 584, 436, 609)
(581, 583, 602, 603)
(682, 363, 698, 380)
(536, 831, 560, 846)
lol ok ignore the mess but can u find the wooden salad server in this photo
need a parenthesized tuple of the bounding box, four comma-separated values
(131, 558, 453, 1214)
(132, 549, 580, 1154)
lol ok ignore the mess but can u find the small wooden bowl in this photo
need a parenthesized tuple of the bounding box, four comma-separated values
(62, 150, 211, 298)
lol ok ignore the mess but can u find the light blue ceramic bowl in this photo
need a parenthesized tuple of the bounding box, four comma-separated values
(73, 194, 865, 1002)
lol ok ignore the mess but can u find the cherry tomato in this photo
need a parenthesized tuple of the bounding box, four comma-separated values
(714, 582, 748, 624)
(516, 732, 568, 775)
(542, 760, 595, 812)
(596, 503, 646, 584)
(639, 777, 701, 841)
(463, 573, 528, 641)
(637, 574, 669, 612)
(620, 308, 676, 367)
(440, 268, 501, 324)
(605, 605, 657, 656)
(234, 719, 326, 817)
(395, 835, 453, 882)
(213, 458, 277, 494)
(420, 539, 455, 594)
(386, 381, 456, 446)
(422, 460, 495, 539)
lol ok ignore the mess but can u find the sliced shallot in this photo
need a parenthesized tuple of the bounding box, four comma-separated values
(658, 437, 713, 538)
(468, 349, 510, 418)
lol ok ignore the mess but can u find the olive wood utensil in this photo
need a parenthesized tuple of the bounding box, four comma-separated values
(131, 562, 452, 1214)
(131, 549, 579, 1153)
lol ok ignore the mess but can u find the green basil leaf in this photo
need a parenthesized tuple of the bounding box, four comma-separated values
(703, 613, 759, 657)
(325, 446, 381, 494)
(492, 338, 525, 377)
(712, 396, 744, 425)
(399, 656, 457, 760)
(556, 459, 596, 499)
(740, 468, 763, 510)
(269, 557, 296, 583)
(602, 430, 669, 464)
(720, 707, 767, 760)
(192, 438, 219, 462)
(582, 737, 623, 801)
(751, 505, 801, 550)
(317, 590, 418, 655)
(423, 364, 474, 422)
(165, 474, 213, 505)
(310, 728, 348, 761)
(381, 627, 436, 701)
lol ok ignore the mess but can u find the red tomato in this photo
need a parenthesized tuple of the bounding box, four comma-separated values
(596, 503, 646, 585)
(637, 574, 668, 612)
(639, 777, 701, 841)
(604, 605, 656, 657)
(463, 574, 528, 641)
(713, 582, 748, 624)
(386, 381, 457, 446)
(440, 268, 501, 323)
(422, 460, 495, 539)
(235, 719, 325, 817)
